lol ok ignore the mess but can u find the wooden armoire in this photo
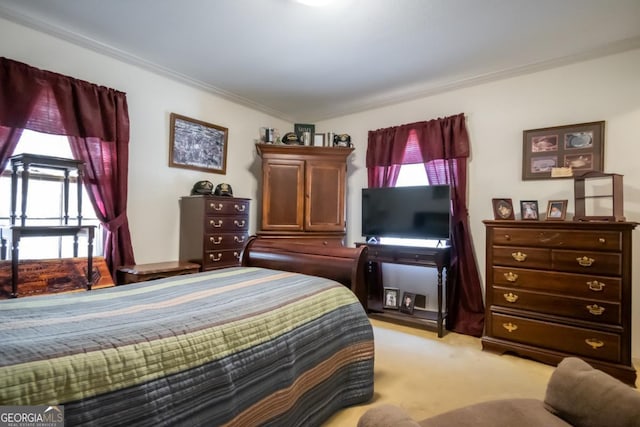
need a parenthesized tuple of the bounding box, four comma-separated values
(255, 143, 353, 246)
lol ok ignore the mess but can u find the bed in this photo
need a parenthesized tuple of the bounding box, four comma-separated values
(0, 237, 374, 426)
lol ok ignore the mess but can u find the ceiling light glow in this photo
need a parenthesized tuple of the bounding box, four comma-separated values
(294, 0, 335, 6)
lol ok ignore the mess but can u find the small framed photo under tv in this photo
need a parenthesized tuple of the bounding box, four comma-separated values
(361, 185, 451, 242)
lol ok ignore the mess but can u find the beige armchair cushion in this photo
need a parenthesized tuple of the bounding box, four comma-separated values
(544, 357, 640, 427)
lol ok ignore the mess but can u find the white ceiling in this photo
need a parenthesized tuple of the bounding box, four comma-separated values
(1, 0, 640, 122)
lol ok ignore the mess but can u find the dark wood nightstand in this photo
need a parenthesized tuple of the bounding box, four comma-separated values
(116, 261, 201, 285)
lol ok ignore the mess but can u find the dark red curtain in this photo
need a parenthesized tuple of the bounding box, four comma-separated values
(366, 113, 484, 336)
(0, 57, 135, 277)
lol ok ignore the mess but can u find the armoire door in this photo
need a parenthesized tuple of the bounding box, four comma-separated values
(261, 158, 305, 231)
(305, 159, 346, 232)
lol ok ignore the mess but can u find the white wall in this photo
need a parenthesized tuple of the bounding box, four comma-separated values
(0, 17, 290, 263)
(317, 48, 640, 359)
(3, 16, 640, 360)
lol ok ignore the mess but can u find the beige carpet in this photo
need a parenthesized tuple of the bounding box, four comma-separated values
(323, 318, 639, 426)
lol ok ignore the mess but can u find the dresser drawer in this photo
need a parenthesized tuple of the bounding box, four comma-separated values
(202, 249, 242, 270)
(490, 313, 621, 363)
(551, 249, 621, 276)
(491, 228, 622, 251)
(204, 199, 250, 215)
(492, 266, 621, 301)
(205, 215, 249, 233)
(204, 233, 249, 251)
(492, 246, 550, 269)
(491, 287, 621, 324)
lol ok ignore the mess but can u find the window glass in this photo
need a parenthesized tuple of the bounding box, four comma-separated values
(1, 130, 103, 258)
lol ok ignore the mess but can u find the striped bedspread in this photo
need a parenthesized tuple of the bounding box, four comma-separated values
(0, 267, 374, 426)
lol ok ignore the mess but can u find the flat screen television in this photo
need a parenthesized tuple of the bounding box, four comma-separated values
(361, 185, 451, 241)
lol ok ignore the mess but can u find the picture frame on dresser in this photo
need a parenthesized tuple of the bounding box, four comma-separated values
(520, 200, 539, 220)
(492, 198, 515, 220)
(546, 200, 568, 221)
(383, 287, 400, 309)
(399, 292, 416, 314)
(169, 113, 228, 174)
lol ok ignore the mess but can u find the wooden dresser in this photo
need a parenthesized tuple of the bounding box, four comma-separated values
(255, 143, 353, 246)
(482, 220, 637, 385)
(179, 196, 250, 271)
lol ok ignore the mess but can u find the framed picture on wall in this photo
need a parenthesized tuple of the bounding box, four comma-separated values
(169, 113, 228, 174)
(522, 121, 604, 180)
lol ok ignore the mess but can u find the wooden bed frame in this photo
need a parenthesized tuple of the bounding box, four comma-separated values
(241, 236, 369, 308)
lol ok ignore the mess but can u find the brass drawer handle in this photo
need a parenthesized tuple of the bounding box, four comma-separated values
(502, 322, 518, 332)
(209, 203, 223, 211)
(585, 338, 604, 350)
(234, 220, 246, 228)
(586, 304, 605, 316)
(209, 236, 222, 245)
(234, 236, 246, 243)
(503, 293, 519, 303)
(209, 219, 223, 228)
(504, 272, 518, 282)
(209, 253, 222, 262)
(504, 234, 511, 241)
(598, 237, 606, 244)
(512, 252, 527, 262)
(587, 280, 605, 292)
(234, 251, 240, 259)
(576, 256, 594, 267)
(234, 204, 246, 212)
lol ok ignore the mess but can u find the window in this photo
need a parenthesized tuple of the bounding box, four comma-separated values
(380, 135, 439, 247)
(0, 130, 103, 259)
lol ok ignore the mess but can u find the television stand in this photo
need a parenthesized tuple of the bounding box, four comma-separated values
(355, 242, 451, 337)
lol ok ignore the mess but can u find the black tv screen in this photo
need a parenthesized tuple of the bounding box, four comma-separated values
(361, 185, 451, 241)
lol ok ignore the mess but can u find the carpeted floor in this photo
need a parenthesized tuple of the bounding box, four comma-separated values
(323, 318, 639, 426)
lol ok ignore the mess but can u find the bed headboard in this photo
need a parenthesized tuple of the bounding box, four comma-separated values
(241, 236, 368, 308)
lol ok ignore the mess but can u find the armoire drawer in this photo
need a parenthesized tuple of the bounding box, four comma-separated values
(491, 228, 622, 251)
(492, 266, 622, 301)
(491, 287, 621, 324)
(490, 313, 621, 363)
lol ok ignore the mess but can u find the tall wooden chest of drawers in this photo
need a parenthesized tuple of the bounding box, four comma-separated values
(179, 196, 250, 271)
(482, 220, 637, 385)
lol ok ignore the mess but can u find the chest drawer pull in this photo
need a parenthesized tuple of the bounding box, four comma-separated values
(598, 237, 606, 244)
(585, 338, 604, 350)
(502, 322, 518, 332)
(209, 236, 222, 245)
(234, 236, 246, 243)
(586, 304, 605, 316)
(511, 252, 527, 262)
(234, 251, 240, 259)
(504, 234, 511, 241)
(234, 219, 246, 228)
(504, 272, 519, 282)
(209, 253, 222, 262)
(587, 280, 605, 292)
(503, 293, 519, 303)
(209, 219, 223, 228)
(576, 256, 594, 267)
(234, 204, 246, 212)
(209, 203, 223, 211)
